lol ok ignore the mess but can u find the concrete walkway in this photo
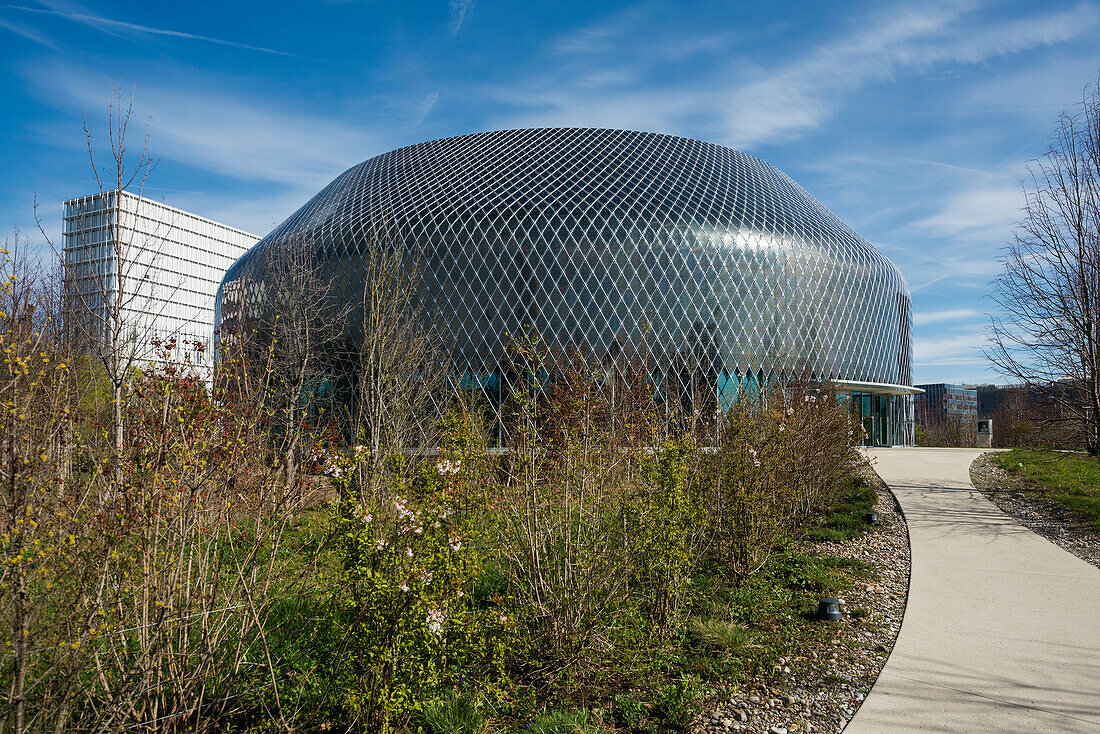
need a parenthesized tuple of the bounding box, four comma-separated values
(846, 448, 1100, 733)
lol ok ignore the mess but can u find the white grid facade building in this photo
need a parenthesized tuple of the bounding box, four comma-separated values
(219, 128, 919, 445)
(63, 190, 257, 372)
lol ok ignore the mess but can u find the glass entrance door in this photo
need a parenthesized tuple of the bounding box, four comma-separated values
(849, 392, 890, 447)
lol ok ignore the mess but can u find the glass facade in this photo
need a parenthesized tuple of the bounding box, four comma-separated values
(217, 128, 916, 444)
(914, 383, 978, 425)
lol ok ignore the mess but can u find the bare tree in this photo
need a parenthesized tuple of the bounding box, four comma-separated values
(351, 225, 449, 492)
(35, 88, 184, 482)
(236, 232, 350, 487)
(0, 233, 70, 734)
(1, 240, 314, 734)
(987, 78, 1100, 455)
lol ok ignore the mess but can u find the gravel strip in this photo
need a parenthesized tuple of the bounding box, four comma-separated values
(692, 468, 910, 734)
(970, 453, 1100, 570)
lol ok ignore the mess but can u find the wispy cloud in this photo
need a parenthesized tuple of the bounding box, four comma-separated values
(0, 14, 54, 46)
(914, 308, 985, 325)
(485, 2, 1097, 148)
(911, 272, 954, 293)
(449, 0, 473, 36)
(549, 4, 654, 57)
(2, 3, 306, 57)
(901, 251, 1003, 294)
(917, 185, 1023, 238)
(914, 331, 989, 364)
(30, 61, 384, 232)
(718, 3, 1095, 147)
(414, 91, 440, 127)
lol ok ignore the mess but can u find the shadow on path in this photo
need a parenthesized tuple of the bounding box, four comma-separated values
(844, 448, 1100, 734)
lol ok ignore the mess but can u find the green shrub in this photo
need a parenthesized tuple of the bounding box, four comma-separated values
(312, 425, 516, 731)
(631, 437, 706, 636)
(653, 674, 706, 729)
(766, 553, 849, 594)
(611, 693, 647, 730)
(706, 385, 862, 581)
(494, 343, 698, 660)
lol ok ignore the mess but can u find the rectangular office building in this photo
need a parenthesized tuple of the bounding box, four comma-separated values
(914, 383, 978, 425)
(63, 190, 257, 373)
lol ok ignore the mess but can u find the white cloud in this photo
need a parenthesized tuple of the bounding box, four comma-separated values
(32, 63, 380, 193)
(0, 15, 56, 47)
(914, 308, 985, 325)
(913, 330, 989, 364)
(449, 0, 474, 36)
(22, 60, 396, 235)
(163, 187, 319, 239)
(885, 246, 1002, 294)
(485, 2, 1097, 149)
(957, 53, 1100, 120)
(549, 4, 730, 62)
(917, 186, 1023, 238)
(721, 2, 1096, 147)
(414, 91, 440, 127)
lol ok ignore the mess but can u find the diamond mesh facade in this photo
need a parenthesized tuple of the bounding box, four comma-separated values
(216, 128, 916, 445)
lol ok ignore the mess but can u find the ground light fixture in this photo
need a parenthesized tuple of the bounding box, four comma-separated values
(817, 598, 843, 621)
(864, 511, 880, 525)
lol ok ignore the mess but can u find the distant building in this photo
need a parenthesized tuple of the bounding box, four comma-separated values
(914, 383, 978, 425)
(62, 190, 256, 372)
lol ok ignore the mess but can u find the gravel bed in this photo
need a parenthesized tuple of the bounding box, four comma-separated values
(970, 453, 1100, 569)
(691, 468, 910, 734)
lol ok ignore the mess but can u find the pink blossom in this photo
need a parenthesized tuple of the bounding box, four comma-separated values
(426, 608, 446, 636)
(436, 459, 462, 475)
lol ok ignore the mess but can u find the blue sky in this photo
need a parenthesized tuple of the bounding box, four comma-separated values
(2, 0, 1099, 384)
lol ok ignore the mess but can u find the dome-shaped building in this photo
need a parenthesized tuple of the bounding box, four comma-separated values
(217, 128, 917, 445)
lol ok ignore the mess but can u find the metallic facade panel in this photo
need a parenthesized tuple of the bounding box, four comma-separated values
(217, 128, 913, 408)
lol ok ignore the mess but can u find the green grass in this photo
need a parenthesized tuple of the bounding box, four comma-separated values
(993, 449, 1100, 531)
(801, 480, 877, 543)
(421, 689, 489, 734)
(688, 617, 753, 653)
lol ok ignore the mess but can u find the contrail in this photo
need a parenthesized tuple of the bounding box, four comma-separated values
(2, 4, 309, 58)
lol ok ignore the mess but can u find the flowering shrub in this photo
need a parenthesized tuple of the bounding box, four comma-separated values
(314, 424, 514, 732)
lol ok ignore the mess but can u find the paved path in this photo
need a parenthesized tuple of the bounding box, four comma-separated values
(846, 448, 1100, 734)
